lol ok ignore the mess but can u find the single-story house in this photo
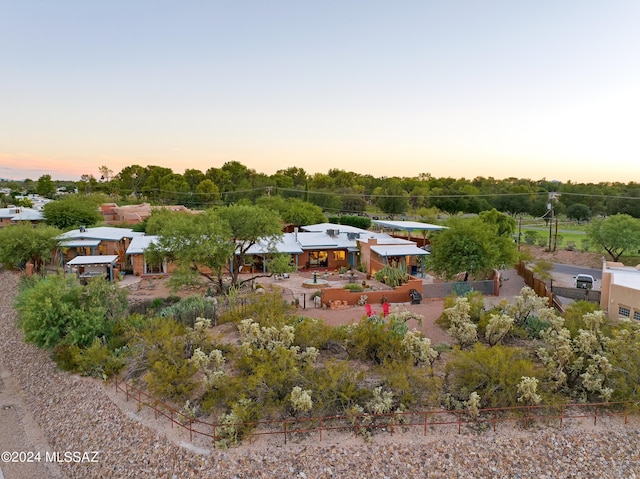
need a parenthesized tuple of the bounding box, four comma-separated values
(123, 222, 433, 279)
(0, 207, 44, 227)
(57, 226, 144, 272)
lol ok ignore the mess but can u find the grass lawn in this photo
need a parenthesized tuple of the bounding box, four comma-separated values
(520, 220, 590, 251)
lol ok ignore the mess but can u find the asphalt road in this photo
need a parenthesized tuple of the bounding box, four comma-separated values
(552, 263, 602, 280)
(551, 263, 602, 290)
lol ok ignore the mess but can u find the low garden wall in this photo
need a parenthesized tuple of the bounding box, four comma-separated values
(321, 279, 424, 306)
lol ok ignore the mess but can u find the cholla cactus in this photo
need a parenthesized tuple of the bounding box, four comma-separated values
(238, 318, 295, 350)
(517, 376, 542, 405)
(506, 286, 555, 326)
(485, 313, 514, 346)
(445, 297, 478, 347)
(182, 400, 198, 420)
(465, 392, 481, 420)
(290, 386, 313, 413)
(581, 354, 613, 400)
(394, 310, 425, 326)
(581, 310, 608, 332)
(366, 386, 394, 414)
(357, 295, 368, 306)
(191, 317, 212, 346)
(300, 346, 319, 364)
(189, 347, 227, 388)
(401, 330, 438, 366)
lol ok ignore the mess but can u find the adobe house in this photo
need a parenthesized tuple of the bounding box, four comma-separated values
(0, 207, 43, 227)
(57, 226, 144, 273)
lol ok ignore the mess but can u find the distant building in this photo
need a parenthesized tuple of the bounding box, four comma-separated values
(0, 207, 44, 227)
(99, 202, 198, 224)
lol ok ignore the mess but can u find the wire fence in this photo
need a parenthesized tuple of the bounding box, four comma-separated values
(114, 378, 635, 448)
(422, 280, 495, 298)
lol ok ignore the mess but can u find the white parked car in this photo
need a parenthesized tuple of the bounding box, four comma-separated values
(574, 274, 595, 289)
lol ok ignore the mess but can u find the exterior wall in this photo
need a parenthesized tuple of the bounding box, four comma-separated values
(130, 253, 174, 276)
(321, 278, 424, 306)
(600, 262, 640, 320)
(298, 250, 350, 271)
(358, 238, 375, 275)
(132, 254, 145, 276)
(605, 284, 640, 320)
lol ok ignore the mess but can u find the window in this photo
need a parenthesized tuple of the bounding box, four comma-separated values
(145, 259, 165, 274)
(634, 311, 640, 321)
(333, 251, 346, 261)
(619, 306, 631, 318)
(308, 251, 328, 267)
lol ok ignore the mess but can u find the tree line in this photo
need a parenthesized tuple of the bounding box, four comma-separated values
(3, 162, 640, 218)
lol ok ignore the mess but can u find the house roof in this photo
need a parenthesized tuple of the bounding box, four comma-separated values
(605, 264, 640, 290)
(58, 226, 144, 242)
(371, 245, 431, 257)
(372, 220, 447, 232)
(359, 234, 415, 245)
(66, 255, 119, 266)
(301, 222, 369, 234)
(126, 235, 159, 255)
(245, 233, 304, 255)
(60, 239, 102, 248)
(0, 207, 26, 218)
(11, 208, 44, 221)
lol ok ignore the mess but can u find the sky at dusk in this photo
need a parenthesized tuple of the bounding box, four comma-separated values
(2, 1, 639, 183)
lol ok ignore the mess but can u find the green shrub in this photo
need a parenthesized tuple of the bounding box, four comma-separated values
(146, 359, 196, 401)
(376, 359, 442, 408)
(522, 315, 550, 339)
(445, 343, 540, 408)
(580, 239, 590, 252)
(561, 301, 603, 337)
(125, 317, 197, 401)
(338, 215, 371, 230)
(343, 283, 364, 292)
(214, 398, 261, 448)
(291, 317, 338, 350)
(607, 323, 640, 401)
(159, 294, 218, 327)
(15, 274, 127, 348)
(373, 266, 408, 288)
(69, 338, 127, 379)
(218, 290, 292, 325)
(306, 360, 367, 413)
(524, 231, 538, 245)
(345, 317, 409, 364)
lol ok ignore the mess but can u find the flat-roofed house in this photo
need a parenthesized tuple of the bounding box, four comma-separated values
(600, 261, 640, 321)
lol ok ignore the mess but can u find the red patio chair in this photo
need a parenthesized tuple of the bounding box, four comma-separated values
(382, 302, 390, 317)
(365, 304, 374, 317)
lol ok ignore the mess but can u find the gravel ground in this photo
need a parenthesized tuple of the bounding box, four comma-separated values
(1, 270, 640, 478)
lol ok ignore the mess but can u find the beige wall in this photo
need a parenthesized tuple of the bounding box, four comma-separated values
(600, 262, 640, 320)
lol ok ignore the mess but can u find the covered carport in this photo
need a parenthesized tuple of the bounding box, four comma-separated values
(65, 255, 119, 283)
(372, 220, 446, 241)
(370, 245, 430, 278)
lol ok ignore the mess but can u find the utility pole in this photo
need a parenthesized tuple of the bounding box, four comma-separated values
(517, 214, 522, 251)
(547, 194, 554, 252)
